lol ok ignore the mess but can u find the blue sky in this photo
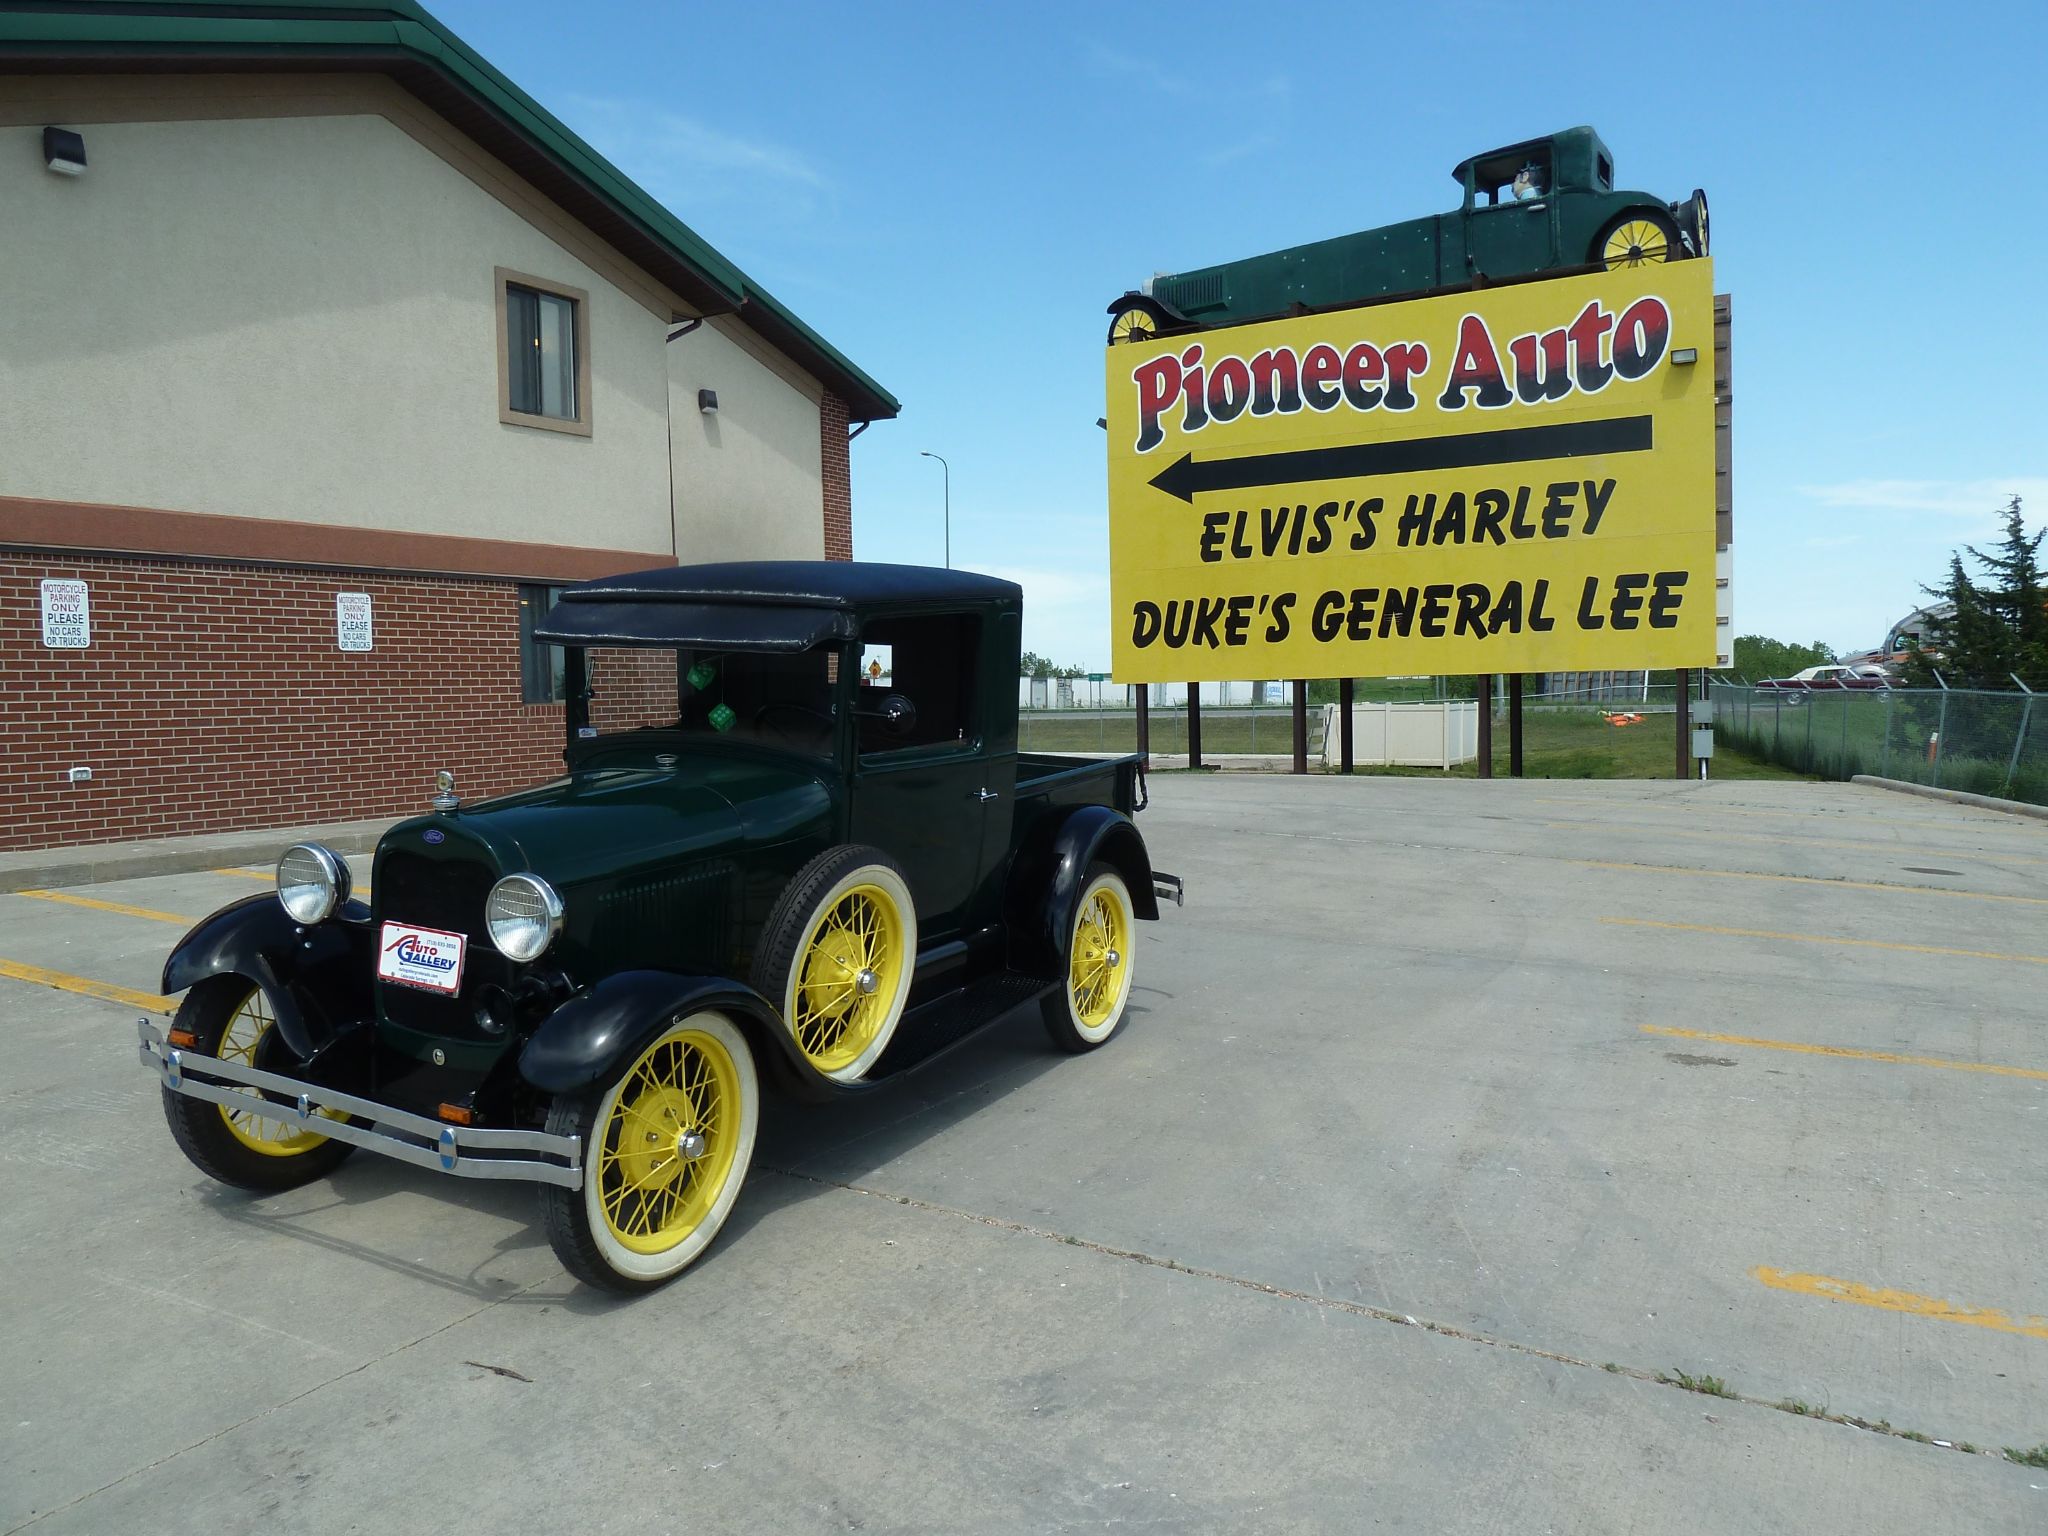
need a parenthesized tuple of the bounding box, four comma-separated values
(436, 0, 2047, 667)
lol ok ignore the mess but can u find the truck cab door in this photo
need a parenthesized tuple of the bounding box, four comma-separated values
(1465, 197, 1556, 281)
(847, 612, 996, 942)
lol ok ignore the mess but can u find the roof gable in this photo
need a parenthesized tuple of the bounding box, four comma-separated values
(0, 0, 899, 420)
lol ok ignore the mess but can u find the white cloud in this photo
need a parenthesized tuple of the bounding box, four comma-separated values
(981, 564, 1113, 669)
(1796, 478, 2048, 519)
(561, 94, 828, 212)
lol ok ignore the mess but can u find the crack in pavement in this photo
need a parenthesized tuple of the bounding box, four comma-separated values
(765, 1166, 2011, 1464)
(3, 1275, 555, 1534)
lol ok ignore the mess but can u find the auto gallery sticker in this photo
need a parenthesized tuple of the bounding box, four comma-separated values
(40, 579, 90, 648)
(1105, 261, 1718, 681)
(377, 922, 467, 995)
(336, 592, 374, 652)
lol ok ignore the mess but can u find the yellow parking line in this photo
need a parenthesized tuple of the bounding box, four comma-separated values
(1754, 1267, 2048, 1342)
(14, 889, 193, 925)
(1573, 859, 2048, 906)
(0, 957, 173, 1015)
(1601, 916, 2048, 967)
(1642, 1024, 2048, 1083)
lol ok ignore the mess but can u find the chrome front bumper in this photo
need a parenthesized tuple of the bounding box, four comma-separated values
(138, 1018, 582, 1189)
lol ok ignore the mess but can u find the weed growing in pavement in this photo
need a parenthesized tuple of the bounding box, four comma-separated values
(1659, 1369, 1734, 1398)
(1779, 1399, 1814, 1416)
(2004, 1445, 2048, 1468)
(1602, 1363, 1622, 1373)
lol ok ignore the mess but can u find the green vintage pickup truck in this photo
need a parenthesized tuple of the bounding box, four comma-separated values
(140, 563, 1180, 1291)
(1108, 126, 1708, 343)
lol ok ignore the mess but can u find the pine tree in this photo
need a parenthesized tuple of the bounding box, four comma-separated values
(1966, 497, 2048, 686)
(1905, 498, 2048, 688)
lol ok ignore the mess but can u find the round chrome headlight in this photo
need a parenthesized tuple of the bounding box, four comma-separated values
(276, 843, 350, 924)
(486, 874, 563, 962)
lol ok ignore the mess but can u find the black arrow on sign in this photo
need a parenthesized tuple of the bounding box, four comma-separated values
(1146, 415, 1654, 503)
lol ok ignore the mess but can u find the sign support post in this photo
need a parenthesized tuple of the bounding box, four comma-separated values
(1508, 674, 1525, 777)
(1291, 681, 1308, 774)
(1187, 691, 1203, 770)
(1675, 669, 1691, 779)
(1338, 679, 1355, 773)
(1477, 675, 1493, 779)
(1136, 685, 1150, 760)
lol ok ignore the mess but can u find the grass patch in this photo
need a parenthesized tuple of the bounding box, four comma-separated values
(1022, 706, 1809, 780)
(1658, 1368, 1734, 1398)
(2004, 1444, 2048, 1468)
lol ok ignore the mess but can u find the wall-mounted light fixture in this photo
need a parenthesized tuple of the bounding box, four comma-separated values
(697, 388, 718, 414)
(43, 127, 87, 176)
(1670, 347, 1699, 366)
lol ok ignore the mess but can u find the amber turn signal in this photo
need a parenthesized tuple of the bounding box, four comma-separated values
(167, 1028, 198, 1048)
(436, 1103, 475, 1125)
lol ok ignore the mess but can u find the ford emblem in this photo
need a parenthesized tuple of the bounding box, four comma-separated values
(424, 829, 446, 845)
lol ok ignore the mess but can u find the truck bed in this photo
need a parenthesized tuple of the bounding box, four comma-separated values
(1016, 751, 1145, 818)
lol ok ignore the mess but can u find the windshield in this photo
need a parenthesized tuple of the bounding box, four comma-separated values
(578, 646, 840, 758)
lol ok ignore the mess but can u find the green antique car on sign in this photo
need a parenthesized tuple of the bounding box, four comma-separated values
(141, 563, 1181, 1292)
(1107, 126, 1708, 343)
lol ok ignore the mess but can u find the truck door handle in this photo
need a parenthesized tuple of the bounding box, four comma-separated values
(973, 788, 1000, 802)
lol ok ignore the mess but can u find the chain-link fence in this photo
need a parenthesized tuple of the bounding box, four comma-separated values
(1710, 681, 2047, 805)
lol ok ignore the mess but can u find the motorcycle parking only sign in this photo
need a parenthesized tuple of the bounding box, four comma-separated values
(40, 579, 90, 648)
(335, 592, 374, 652)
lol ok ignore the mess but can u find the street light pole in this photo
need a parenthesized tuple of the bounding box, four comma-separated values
(919, 450, 950, 568)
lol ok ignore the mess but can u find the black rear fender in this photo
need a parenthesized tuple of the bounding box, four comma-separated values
(161, 895, 374, 1060)
(1006, 805, 1158, 976)
(518, 970, 837, 1103)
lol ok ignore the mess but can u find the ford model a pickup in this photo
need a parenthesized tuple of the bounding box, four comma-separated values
(140, 563, 1181, 1292)
(1107, 126, 1708, 343)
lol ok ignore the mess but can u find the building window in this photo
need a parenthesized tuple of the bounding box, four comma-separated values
(496, 268, 591, 436)
(519, 584, 567, 703)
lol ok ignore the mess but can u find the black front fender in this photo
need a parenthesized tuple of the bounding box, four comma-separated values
(161, 895, 375, 1059)
(519, 970, 837, 1102)
(1007, 805, 1158, 976)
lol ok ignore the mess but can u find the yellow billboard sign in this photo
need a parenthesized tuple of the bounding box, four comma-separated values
(1106, 261, 1718, 681)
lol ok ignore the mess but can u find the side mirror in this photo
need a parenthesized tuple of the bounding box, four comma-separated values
(878, 693, 917, 736)
(856, 691, 917, 737)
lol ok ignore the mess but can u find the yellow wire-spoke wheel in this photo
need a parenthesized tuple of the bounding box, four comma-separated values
(594, 1026, 742, 1257)
(753, 847, 918, 1083)
(215, 987, 345, 1157)
(1601, 217, 1673, 269)
(1070, 878, 1133, 1030)
(792, 884, 905, 1074)
(543, 1009, 761, 1291)
(1109, 305, 1158, 345)
(159, 976, 356, 1192)
(1043, 867, 1136, 1052)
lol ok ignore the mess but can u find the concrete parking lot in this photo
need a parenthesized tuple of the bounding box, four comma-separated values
(4, 776, 2046, 1533)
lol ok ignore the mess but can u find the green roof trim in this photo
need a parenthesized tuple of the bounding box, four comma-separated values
(0, 0, 900, 420)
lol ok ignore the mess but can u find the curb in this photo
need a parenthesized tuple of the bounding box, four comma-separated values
(0, 820, 389, 894)
(1850, 775, 2048, 823)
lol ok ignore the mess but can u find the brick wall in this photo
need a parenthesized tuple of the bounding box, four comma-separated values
(821, 391, 853, 561)
(0, 552, 667, 853)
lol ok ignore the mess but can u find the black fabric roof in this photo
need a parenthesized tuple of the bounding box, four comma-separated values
(532, 599, 854, 653)
(560, 561, 1022, 611)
